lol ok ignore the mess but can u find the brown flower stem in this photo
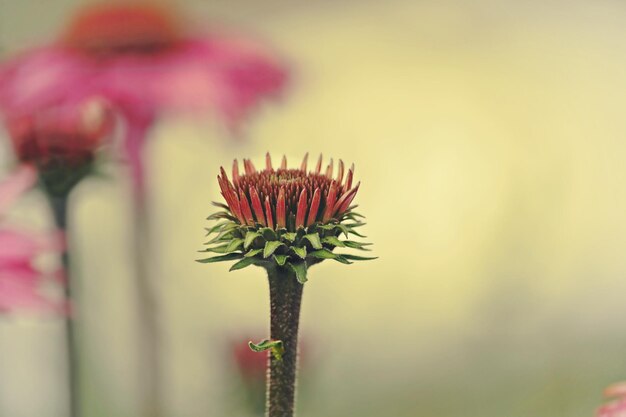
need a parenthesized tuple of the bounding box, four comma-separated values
(266, 267, 304, 417)
(49, 194, 80, 417)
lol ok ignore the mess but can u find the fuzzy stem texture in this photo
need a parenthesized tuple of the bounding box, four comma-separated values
(266, 268, 304, 417)
(49, 195, 80, 417)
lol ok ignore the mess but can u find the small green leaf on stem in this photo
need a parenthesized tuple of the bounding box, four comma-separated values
(248, 339, 285, 361)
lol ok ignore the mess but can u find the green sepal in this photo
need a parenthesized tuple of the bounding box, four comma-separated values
(230, 257, 260, 271)
(244, 248, 263, 258)
(211, 202, 231, 210)
(347, 229, 367, 238)
(204, 229, 234, 245)
(303, 233, 323, 249)
(225, 238, 244, 253)
(260, 227, 278, 241)
(343, 240, 373, 251)
(343, 211, 365, 220)
(309, 249, 352, 264)
(335, 224, 351, 238)
(248, 339, 285, 361)
(273, 254, 288, 266)
(263, 241, 285, 258)
(322, 236, 345, 247)
(341, 254, 378, 261)
(244, 232, 262, 249)
(196, 253, 243, 263)
(204, 222, 228, 236)
(206, 211, 237, 221)
(317, 223, 338, 231)
(345, 222, 367, 228)
(291, 246, 307, 259)
(282, 232, 297, 242)
(197, 245, 231, 254)
(288, 261, 308, 283)
(334, 223, 367, 238)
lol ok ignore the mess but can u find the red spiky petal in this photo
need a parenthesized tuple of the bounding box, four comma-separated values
(264, 196, 274, 229)
(315, 154, 322, 174)
(334, 182, 360, 216)
(307, 188, 321, 226)
(215, 154, 360, 231)
(295, 188, 308, 229)
(232, 159, 240, 183)
(336, 159, 344, 185)
(239, 190, 255, 225)
(325, 158, 333, 179)
(344, 167, 353, 192)
(220, 166, 230, 183)
(266, 152, 273, 171)
(249, 187, 266, 226)
(244, 159, 256, 175)
(300, 152, 308, 172)
(276, 188, 286, 228)
(218, 174, 244, 223)
(323, 182, 338, 222)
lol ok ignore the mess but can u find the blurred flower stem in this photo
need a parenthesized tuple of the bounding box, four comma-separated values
(2, 99, 113, 417)
(48, 193, 79, 417)
(131, 186, 163, 417)
(267, 266, 304, 417)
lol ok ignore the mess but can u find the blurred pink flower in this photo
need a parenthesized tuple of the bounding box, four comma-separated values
(0, 3, 289, 195)
(596, 383, 626, 417)
(6, 99, 113, 168)
(0, 165, 65, 313)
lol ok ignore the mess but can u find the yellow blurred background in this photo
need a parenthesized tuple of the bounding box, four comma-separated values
(2, 0, 626, 416)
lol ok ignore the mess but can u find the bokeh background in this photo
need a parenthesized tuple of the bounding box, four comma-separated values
(2, 0, 626, 416)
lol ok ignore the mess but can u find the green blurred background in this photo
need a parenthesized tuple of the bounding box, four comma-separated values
(2, 0, 626, 416)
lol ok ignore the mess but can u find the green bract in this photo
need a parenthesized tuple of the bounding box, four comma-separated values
(198, 207, 374, 283)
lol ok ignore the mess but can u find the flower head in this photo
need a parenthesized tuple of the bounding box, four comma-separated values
(4, 99, 113, 197)
(198, 154, 375, 282)
(597, 383, 626, 417)
(6, 99, 112, 166)
(0, 166, 65, 314)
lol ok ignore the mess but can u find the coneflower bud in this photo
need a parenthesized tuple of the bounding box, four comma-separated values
(199, 153, 375, 281)
(5, 99, 113, 197)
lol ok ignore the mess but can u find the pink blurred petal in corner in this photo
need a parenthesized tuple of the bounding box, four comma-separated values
(596, 383, 626, 417)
